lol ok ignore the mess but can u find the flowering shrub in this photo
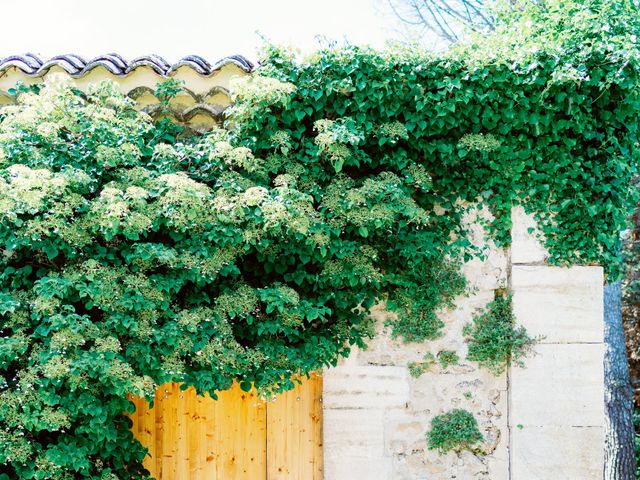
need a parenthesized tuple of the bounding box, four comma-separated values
(0, 1, 639, 476)
(0, 74, 466, 478)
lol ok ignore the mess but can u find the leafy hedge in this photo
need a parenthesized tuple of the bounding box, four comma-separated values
(1, 1, 639, 478)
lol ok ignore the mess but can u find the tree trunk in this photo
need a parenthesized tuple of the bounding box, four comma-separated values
(604, 281, 637, 479)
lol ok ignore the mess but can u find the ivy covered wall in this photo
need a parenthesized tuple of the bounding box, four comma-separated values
(0, 1, 638, 479)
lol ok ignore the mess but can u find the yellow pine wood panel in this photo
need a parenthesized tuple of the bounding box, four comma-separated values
(212, 385, 267, 480)
(129, 382, 267, 480)
(266, 373, 323, 480)
(128, 375, 322, 480)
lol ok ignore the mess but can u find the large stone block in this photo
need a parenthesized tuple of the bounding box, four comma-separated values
(323, 407, 392, 480)
(323, 408, 386, 458)
(461, 252, 508, 292)
(383, 409, 429, 457)
(511, 426, 604, 479)
(512, 265, 604, 343)
(322, 365, 410, 409)
(511, 205, 549, 264)
(510, 343, 604, 427)
(323, 456, 392, 480)
(408, 368, 507, 413)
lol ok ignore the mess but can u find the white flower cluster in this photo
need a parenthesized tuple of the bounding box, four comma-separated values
(0, 165, 70, 218)
(458, 133, 502, 152)
(208, 140, 259, 172)
(231, 75, 296, 105)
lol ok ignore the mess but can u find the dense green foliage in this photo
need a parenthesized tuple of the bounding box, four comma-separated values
(0, 73, 464, 479)
(427, 409, 484, 453)
(464, 293, 536, 375)
(0, 0, 639, 477)
(248, 5, 640, 275)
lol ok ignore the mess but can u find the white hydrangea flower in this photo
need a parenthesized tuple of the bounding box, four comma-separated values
(261, 199, 288, 228)
(231, 76, 296, 104)
(105, 202, 129, 218)
(153, 143, 179, 158)
(242, 186, 269, 206)
(158, 173, 210, 198)
(36, 122, 60, 139)
(100, 187, 123, 200)
(212, 195, 238, 212)
(125, 186, 149, 200)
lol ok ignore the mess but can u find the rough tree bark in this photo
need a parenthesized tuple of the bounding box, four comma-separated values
(604, 281, 636, 479)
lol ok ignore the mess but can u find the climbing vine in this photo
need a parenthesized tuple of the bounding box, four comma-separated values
(0, 0, 639, 477)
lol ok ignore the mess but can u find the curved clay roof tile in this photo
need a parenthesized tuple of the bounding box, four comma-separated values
(126, 55, 172, 75)
(0, 53, 43, 74)
(40, 54, 88, 75)
(0, 54, 254, 77)
(83, 54, 130, 75)
(211, 54, 254, 73)
(167, 55, 212, 75)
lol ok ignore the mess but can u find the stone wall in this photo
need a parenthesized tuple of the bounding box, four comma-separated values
(322, 206, 604, 479)
(510, 209, 604, 479)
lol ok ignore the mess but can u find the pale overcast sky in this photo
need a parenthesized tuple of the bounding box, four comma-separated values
(0, 0, 413, 63)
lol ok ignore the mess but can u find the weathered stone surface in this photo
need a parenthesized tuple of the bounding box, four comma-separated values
(408, 369, 507, 412)
(322, 209, 604, 480)
(322, 365, 410, 409)
(461, 250, 508, 292)
(511, 205, 549, 264)
(460, 205, 509, 291)
(324, 454, 392, 480)
(512, 265, 604, 343)
(383, 409, 429, 457)
(511, 343, 604, 427)
(358, 292, 494, 367)
(323, 408, 392, 479)
(484, 454, 510, 480)
(511, 426, 604, 479)
(323, 408, 386, 457)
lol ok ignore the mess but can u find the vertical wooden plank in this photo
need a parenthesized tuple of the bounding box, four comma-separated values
(246, 388, 268, 479)
(214, 384, 267, 480)
(266, 384, 290, 479)
(154, 385, 165, 480)
(205, 390, 218, 480)
(161, 383, 178, 479)
(134, 392, 156, 478)
(129, 376, 323, 480)
(175, 385, 189, 480)
(144, 393, 157, 478)
(187, 388, 204, 480)
(129, 392, 156, 478)
(266, 373, 323, 480)
(311, 374, 324, 480)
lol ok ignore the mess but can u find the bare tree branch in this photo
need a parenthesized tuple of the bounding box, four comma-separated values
(387, 0, 496, 44)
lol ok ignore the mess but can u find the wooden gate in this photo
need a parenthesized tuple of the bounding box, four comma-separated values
(128, 374, 323, 480)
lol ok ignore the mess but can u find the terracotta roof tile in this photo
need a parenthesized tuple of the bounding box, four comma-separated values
(0, 53, 254, 77)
